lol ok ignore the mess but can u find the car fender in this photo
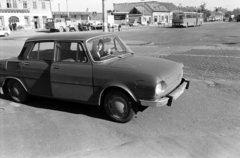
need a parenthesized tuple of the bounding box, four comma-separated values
(1, 77, 28, 94)
(98, 82, 138, 105)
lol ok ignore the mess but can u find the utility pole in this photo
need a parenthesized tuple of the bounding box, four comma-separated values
(66, 0, 69, 17)
(102, 0, 108, 32)
(49, 0, 53, 18)
(142, 0, 145, 23)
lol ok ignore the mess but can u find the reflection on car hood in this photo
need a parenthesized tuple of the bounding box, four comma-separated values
(110, 55, 183, 80)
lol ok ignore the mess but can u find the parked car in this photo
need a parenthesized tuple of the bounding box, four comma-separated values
(0, 32, 189, 123)
(0, 26, 11, 37)
(129, 22, 140, 27)
(235, 15, 240, 22)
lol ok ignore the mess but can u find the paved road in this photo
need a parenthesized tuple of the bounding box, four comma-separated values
(1, 22, 240, 158)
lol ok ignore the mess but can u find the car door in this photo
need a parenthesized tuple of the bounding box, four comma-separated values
(21, 41, 54, 96)
(51, 41, 94, 102)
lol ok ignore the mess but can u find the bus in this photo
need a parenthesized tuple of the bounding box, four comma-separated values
(172, 12, 203, 27)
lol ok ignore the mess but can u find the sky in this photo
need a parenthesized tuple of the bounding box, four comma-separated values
(51, 0, 239, 13)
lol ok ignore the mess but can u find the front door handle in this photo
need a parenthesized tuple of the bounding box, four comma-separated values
(52, 65, 59, 69)
(23, 62, 29, 66)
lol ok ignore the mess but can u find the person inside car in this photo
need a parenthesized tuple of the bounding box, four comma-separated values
(91, 39, 110, 61)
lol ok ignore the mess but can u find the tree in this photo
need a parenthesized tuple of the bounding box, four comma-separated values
(199, 3, 211, 18)
(232, 8, 240, 16)
(224, 11, 232, 18)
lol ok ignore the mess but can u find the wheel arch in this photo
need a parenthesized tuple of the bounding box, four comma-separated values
(98, 85, 138, 106)
(2, 77, 28, 94)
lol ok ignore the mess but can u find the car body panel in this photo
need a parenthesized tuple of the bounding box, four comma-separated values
(0, 32, 189, 108)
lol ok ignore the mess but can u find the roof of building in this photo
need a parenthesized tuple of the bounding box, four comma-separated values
(113, 1, 177, 13)
(26, 32, 112, 42)
(157, 2, 178, 11)
(146, 2, 169, 12)
(129, 6, 151, 15)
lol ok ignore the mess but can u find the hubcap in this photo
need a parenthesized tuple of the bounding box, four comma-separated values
(108, 96, 128, 118)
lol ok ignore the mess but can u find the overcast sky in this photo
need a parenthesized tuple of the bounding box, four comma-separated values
(51, 0, 239, 12)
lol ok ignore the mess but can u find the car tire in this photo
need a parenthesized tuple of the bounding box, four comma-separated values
(7, 79, 29, 103)
(65, 26, 70, 32)
(104, 90, 135, 123)
(59, 27, 64, 32)
(4, 33, 9, 37)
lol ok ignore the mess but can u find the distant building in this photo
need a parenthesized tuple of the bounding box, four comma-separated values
(0, 0, 52, 29)
(113, 1, 178, 24)
(52, 11, 91, 23)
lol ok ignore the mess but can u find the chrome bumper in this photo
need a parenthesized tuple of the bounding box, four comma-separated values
(140, 79, 190, 107)
(0, 87, 3, 95)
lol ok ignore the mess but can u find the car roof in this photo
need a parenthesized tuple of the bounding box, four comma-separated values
(26, 32, 113, 42)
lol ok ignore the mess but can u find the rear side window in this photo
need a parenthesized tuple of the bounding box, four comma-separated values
(18, 42, 34, 60)
(28, 42, 54, 61)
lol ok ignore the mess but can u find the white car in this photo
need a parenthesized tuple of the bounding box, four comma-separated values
(0, 27, 11, 37)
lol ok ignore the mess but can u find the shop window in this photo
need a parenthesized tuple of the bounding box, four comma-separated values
(9, 16, 19, 23)
(7, 0, 12, 8)
(23, 1, 27, 8)
(12, 0, 17, 8)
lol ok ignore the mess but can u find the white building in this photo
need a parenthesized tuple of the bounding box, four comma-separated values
(0, 0, 52, 29)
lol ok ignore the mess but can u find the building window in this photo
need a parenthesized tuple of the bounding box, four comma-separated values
(33, 0, 37, 9)
(7, 0, 12, 8)
(24, 16, 30, 25)
(23, 1, 27, 8)
(12, 0, 17, 8)
(0, 3, 1, 8)
(42, 2, 45, 9)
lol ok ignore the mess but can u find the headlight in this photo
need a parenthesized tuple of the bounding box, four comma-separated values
(155, 81, 167, 96)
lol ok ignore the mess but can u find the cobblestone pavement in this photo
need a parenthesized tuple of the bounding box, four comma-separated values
(160, 49, 240, 81)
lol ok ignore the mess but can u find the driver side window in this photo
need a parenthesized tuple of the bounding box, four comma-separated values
(56, 42, 88, 63)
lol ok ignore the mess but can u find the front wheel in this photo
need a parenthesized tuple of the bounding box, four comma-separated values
(104, 91, 135, 123)
(7, 79, 29, 103)
(4, 33, 9, 37)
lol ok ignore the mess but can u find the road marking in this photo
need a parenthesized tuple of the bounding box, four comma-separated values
(171, 54, 240, 59)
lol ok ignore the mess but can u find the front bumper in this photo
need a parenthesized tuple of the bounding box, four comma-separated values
(140, 79, 190, 107)
(0, 87, 3, 95)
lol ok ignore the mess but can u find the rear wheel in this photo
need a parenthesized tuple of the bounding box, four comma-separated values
(103, 90, 135, 123)
(7, 79, 29, 103)
(65, 26, 70, 32)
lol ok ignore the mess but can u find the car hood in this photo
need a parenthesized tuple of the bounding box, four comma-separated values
(110, 55, 183, 80)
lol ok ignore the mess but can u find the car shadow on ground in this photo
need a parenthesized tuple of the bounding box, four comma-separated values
(0, 94, 110, 122)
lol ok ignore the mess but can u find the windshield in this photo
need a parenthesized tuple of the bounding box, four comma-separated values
(173, 13, 185, 20)
(86, 35, 133, 62)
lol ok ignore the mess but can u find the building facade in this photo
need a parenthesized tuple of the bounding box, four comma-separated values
(113, 1, 178, 25)
(0, 0, 52, 29)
